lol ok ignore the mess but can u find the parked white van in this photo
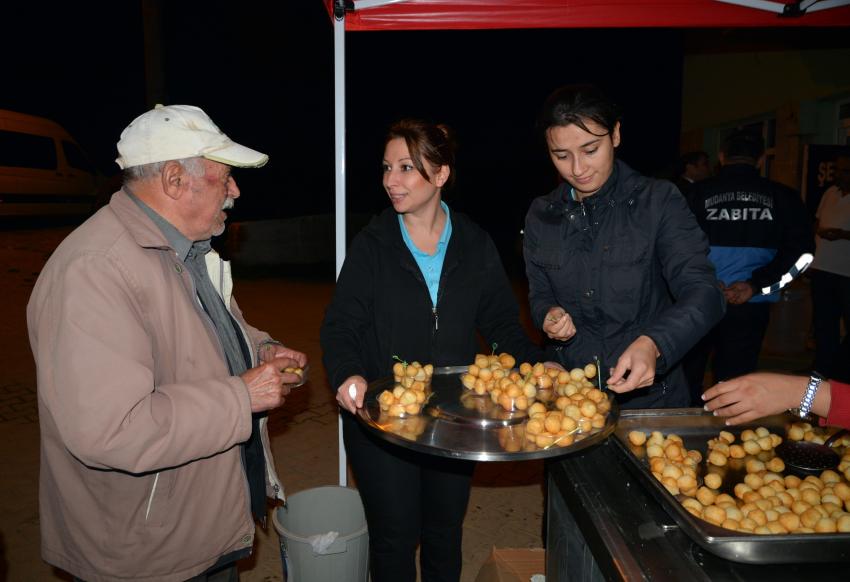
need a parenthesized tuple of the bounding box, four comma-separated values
(0, 110, 99, 216)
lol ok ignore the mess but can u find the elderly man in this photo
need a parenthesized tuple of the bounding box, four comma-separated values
(27, 104, 306, 582)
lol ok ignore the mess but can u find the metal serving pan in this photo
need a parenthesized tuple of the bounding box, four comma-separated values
(613, 408, 850, 564)
(355, 365, 618, 462)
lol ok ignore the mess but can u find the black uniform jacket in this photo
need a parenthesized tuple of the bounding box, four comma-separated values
(687, 163, 814, 294)
(321, 207, 545, 391)
(523, 160, 726, 408)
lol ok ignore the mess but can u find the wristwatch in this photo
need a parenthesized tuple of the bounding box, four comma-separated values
(794, 373, 824, 419)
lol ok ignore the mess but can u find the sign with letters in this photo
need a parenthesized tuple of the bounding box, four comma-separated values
(802, 144, 850, 218)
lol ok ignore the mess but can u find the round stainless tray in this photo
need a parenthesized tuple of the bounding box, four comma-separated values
(355, 365, 619, 461)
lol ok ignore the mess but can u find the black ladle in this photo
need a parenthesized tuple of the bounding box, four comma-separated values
(775, 429, 848, 475)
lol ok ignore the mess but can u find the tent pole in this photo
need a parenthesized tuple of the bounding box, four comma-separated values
(333, 1, 348, 487)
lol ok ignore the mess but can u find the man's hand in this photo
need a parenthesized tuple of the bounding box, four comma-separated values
(337, 375, 367, 414)
(723, 281, 754, 305)
(542, 306, 576, 341)
(607, 335, 659, 393)
(241, 357, 301, 413)
(258, 341, 308, 368)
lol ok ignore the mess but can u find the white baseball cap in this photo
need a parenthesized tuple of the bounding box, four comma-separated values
(115, 104, 268, 169)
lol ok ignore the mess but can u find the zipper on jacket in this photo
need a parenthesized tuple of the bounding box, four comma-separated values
(186, 255, 255, 524)
(432, 306, 439, 332)
(145, 472, 160, 521)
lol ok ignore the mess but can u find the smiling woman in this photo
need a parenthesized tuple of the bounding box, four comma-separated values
(320, 118, 546, 582)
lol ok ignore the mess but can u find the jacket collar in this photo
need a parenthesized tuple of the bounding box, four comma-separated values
(367, 206, 463, 270)
(543, 159, 645, 217)
(718, 163, 759, 178)
(108, 189, 173, 251)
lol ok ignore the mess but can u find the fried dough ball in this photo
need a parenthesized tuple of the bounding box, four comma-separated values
(535, 433, 555, 448)
(580, 400, 597, 418)
(526, 418, 544, 436)
(569, 368, 585, 381)
(822, 470, 842, 485)
(815, 517, 838, 533)
(544, 414, 562, 434)
(734, 483, 752, 500)
(696, 487, 717, 506)
(704, 473, 722, 490)
(740, 440, 760, 455)
(563, 404, 581, 421)
(499, 353, 516, 370)
(591, 413, 606, 429)
(788, 424, 805, 441)
(708, 450, 728, 467)
(757, 436, 773, 451)
(703, 505, 726, 525)
(561, 416, 578, 432)
(528, 402, 547, 417)
(378, 390, 395, 408)
(661, 476, 680, 495)
(392, 362, 406, 379)
(678, 474, 698, 492)
(557, 433, 575, 447)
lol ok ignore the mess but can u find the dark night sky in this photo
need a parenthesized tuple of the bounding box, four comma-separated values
(3, 1, 687, 254)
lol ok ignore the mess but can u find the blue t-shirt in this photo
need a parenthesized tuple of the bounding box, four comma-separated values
(399, 201, 452, 307)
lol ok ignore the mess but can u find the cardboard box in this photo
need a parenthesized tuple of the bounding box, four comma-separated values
(474, 547, 546, 582)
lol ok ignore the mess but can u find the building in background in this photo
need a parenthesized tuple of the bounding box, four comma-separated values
(680, 33, 850, 209)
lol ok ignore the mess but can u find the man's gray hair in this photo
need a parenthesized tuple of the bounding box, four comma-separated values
(123, 157, 207, 184)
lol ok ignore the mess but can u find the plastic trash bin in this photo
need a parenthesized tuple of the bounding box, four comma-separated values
(273, 486, 369, 582)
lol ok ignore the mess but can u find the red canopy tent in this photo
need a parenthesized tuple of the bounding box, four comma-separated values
(322, 0, 850, 483)
(325, 0, 850, 30)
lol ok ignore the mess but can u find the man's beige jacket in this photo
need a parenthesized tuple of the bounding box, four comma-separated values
(27, 191, 285, 582)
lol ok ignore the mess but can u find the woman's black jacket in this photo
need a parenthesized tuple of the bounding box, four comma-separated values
(523, 160, 726, 408)
(321, 207, 545, 390)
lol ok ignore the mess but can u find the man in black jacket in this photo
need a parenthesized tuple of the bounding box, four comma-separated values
(674, 150, 711, 201)
(683, 130, 814, 404)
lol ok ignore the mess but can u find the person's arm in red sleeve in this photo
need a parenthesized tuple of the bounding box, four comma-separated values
(823, 380, 850, 429)
(703, 373, 843, 428)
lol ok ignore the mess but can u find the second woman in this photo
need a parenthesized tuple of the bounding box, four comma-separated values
(321, 119, 545, 582)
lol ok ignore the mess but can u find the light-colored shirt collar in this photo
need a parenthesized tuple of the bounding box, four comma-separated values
(398, 201, 452, 256)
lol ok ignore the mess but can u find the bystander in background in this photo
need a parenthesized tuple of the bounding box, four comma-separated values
(683, 130, 814, 404)
(810, 153, 850, 383)
(674, 150, 711, 201)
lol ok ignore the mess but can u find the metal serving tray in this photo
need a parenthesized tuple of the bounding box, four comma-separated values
(355, 366, 618, 462)
(613, 408, 850, 564)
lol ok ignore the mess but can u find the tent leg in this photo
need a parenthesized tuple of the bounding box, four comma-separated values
(333, 5, 348, 488)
